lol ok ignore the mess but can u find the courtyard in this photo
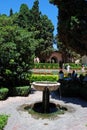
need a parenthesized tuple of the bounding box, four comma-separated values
(0, 86, 87, 130)
(0, 0, 87, 130)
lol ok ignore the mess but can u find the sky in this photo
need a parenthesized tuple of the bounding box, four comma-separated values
(0, 0, 58, 35)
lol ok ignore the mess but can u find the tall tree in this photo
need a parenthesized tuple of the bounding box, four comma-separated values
(13, 1, 54, 62)
(17, 4, 30, 28)
(50, 0, 87, 55)
(9, 8, 13, 16)
(30, 0, 54, 62)
(35, 15, 54, 62)
(30, 0, 41, 24)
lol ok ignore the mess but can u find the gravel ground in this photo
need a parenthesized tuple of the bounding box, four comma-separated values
(0, 88, 87, 130)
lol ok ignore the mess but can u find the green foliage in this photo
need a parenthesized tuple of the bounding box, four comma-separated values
(0, 114, 9, 130)
(70, 16, 80, 30)
(30, 74, 58, 82)
(0, 1, 54, 87)
(34, 63, 59, 69)
(33, 63, 81, 69)
(53, 0, 87, 54)
(0, 15, 12, 27)
(17, 4, 30, 28)
(35, 15, 54, 62)
(30, 0, 41, 23)
(65, 63, 81, 70)
(16, 1, 54, 62)
(0, 19, 35, 86)
(9, 8, 13, 16)
(0, 88, 9, 100)
(12, 86, 31, 96)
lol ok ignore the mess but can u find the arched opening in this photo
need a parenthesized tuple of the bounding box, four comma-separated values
(51, 56, 58, 63)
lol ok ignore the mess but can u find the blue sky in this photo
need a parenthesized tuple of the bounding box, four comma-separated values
(0, 0, 58, 35)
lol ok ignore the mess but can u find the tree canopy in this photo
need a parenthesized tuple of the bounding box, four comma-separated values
(0, 0, 54, 86)
(0, 16, 36, 86)
(50, 0, 87, 55)
(16, 0, 54, 61)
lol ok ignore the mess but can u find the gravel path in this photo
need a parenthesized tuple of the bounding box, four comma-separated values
(0, 88, 87, 130)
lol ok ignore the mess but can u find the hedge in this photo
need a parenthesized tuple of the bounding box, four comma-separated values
(33, 63, 82, 69)
(30, 74, 58, 83)
(11, 86, 31, 96)
(0, 88, 9, 100)
(34, 63, 59, 69)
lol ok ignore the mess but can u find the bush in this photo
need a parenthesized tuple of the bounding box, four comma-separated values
(65, 63, 81, 70)
(34, 63, 59, 69)
(33, 63, 81, 70)
(0, 88, 9, 100)
(30, 74, 58, 82)
(0, 114, 9, 130)
(12, 86, 31, 96)
(60, 79, 80, 97)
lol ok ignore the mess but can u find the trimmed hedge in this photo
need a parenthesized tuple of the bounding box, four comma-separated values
(12, 86, 31, 96)
(0, 88, 9, 100)
(34, 63, 59, 69)
(65, 63, 81, 70)
(33, 63, 82, 69)
(30, 74, 58, 82)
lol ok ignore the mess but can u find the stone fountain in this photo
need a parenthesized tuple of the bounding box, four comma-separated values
(18, 81, 74, 119)
(32, 81, 60, 113)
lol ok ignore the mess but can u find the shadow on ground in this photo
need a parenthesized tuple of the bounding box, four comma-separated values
(51, 91, 87, 107)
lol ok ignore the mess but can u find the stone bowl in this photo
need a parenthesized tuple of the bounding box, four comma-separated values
(31, 81, 60, 91)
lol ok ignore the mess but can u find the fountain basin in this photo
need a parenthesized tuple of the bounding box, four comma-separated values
(18, 102, 69, 119)
(32, 81, 60, 91)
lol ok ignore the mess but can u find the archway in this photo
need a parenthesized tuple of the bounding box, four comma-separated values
(51, 56, 58, 63)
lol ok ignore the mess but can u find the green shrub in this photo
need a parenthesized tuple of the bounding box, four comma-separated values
(34, 63, 59, 69)
(33, 63, 81, 69)
(0, 114, 9, 130)
(30, 74, 58, 82)
(65, 63, 81, 70)
(60, 80, 80, 97)
(0, 88, 9, 100)
(12, 86, 31, 96)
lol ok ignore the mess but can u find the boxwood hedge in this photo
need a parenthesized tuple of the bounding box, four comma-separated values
(11, 86, 31, 96)
(30, 74, 58, 82)
(0, 88, 9, 100)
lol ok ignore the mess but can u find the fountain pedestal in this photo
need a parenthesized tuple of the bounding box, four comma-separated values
(32, 81, 60, 113)
(42, 87, 50, 113)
